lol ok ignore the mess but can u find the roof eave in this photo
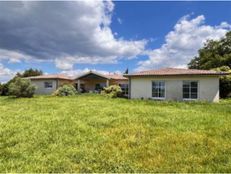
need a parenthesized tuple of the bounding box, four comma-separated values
(124, 73, 227, 77)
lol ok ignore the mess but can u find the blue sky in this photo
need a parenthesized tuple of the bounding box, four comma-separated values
(0, 1, 231, 82)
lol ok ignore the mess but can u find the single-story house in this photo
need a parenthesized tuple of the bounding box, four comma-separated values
(124, 68, 228, 102)
(27, 71, 128, 95)
(27, 74, 73, 95)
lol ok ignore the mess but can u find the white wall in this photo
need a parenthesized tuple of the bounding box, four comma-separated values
(31, 79, 57, 95)
(130, 76, 220, 102)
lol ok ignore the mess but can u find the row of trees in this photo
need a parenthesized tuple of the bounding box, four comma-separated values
(188, 31, 231, 98)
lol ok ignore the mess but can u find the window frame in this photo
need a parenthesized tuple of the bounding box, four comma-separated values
(182, 81, 199, 100)
(44, 81, 53, 89)
(151, 81, 166, 100)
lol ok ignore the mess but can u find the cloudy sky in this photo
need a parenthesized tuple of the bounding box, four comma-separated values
(0, 1, 231, 82)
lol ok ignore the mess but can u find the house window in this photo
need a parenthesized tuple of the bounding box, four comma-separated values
(152, 81, 165, 99)
(95, 84, 101, 90)
(119, 84, 129, 96)
(183, 81, 198, 99)
(44, 82, 53, 88)
(95, 83, 106, 91)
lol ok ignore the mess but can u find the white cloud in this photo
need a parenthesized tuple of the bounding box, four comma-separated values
(137, 15, 231, 71)
(55, 55, 119, 70)
(0, 63, 16, 83)
(0, 49, 32, 63)
(0, 1, 146, 70)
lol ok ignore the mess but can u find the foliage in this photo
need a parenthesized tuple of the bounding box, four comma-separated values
(0, 77, 19, 96)
(0, 95, 231, 172)
(188, 31, 231, 98)
(0, 68, 42, 96)
(188, 31, 231, 69)
(16, 68, 43, 77)
(0, 83, 9, 96)
(101, 85, 122, 98)
(53, 84, 77, 96)
(213, 66, 231, 98)
(8, 77, 36, 98)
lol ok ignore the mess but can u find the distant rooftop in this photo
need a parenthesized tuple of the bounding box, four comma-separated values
(124, 68, 229, 76)
(27, 71, 127, 81)
(26, 74, 72, 80)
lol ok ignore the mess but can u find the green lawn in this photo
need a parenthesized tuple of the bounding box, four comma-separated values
(0, 94, 231, 172)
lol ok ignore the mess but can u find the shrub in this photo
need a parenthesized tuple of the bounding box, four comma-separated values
(213, 66, 231, 98)
(8, 77, 36, 98)
(0, 78, 16, 96)
(101, 85, 122, 98)
(53, 84, 77, 96)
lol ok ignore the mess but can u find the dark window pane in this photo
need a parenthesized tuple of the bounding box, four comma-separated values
(152, 82, 158, 87)
(183, 87, 189, 93)
(153, 88, 158, 93)
(191, 87, 198, 93)
(191, 93, 198, 99)
(152, 81, 165, 98)
(152, 92, 158, 97)
(159, 91, 165, 98)
(191, 82, 198, 88)
(183, 93, 189, 98)
(44, 82, 52, 88)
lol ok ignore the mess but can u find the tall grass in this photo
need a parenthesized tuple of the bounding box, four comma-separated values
(0, 94, 231, 172)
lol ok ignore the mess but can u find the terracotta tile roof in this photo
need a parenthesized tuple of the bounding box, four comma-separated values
(26, 74, 72, 80)
(105, 74, 127, 80)
(124, 68, 229, 77)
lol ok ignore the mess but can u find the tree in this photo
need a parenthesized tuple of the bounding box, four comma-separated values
(188, 31, 231, 98)
(188, 31, 231, 69)
(17, 68, 43, 78)
(0, 83, 9, 96)
(8, 77, 36, 98)
(0, 68, 42, 96)
(213, 66, 231, 98)
(0, 77, 18, 96)
(124, 68, 129, 74)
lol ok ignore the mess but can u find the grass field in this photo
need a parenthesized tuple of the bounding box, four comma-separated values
(0, 94, 231, 172)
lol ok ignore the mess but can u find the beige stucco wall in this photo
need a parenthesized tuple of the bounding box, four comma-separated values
(57, 79, 74, 87)
(129, 76, 220, 102)
(31, 79, 57, 95)
(31, 79, 73, 95)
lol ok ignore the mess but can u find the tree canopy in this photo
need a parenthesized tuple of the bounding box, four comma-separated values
(188, 31, 231, 98)
(16, 68, 43, 78)
(188, 31, 231, 70)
